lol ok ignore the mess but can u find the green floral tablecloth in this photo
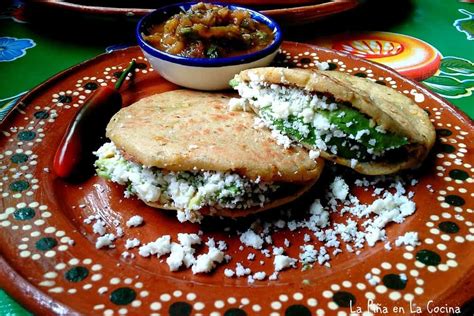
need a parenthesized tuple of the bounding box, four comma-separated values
(0, 0, 472, 314)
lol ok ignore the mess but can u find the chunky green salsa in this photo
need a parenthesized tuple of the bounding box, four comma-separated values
(143, 2, 274, 58)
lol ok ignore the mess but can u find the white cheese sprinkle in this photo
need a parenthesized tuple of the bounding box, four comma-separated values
(240, 229, 264, 249)
(309, 150, 320, 160)
(138, 235, 171, 257)
(224, 268, 235, 278)
(253, 271, 266, 281)
(95, 142, 278, 223)
(235, 263, 251, 277)
(273, 255, 297, 272)
(96, 233, 115, 249)
(125, 238, 141, 249)
(126, 215, 144, 228)
(92, 220, 106, 236)
(192, 248, 224, 274)
(395, 231, 420, 247)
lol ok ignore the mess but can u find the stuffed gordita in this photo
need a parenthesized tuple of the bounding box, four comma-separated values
(230, 67, 436, 175)
(94, 90, 324, 223)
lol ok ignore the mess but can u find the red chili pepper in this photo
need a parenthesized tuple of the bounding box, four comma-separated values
(53, 60, 136, 180)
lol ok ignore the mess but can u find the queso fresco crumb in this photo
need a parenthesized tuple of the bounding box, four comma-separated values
(85, 173, 421, 281)
(94, 142, 279, 223)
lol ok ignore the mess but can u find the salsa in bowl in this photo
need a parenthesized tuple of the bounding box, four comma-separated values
(136, 2, 282, 90)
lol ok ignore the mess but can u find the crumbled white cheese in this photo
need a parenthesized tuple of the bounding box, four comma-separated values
(126, 215, 144, 228)
(92, 220, 106, 236)
(176, 209, 203, 224)
(253, 271, 266, 281)
(299, 244, 317, 265)
(224, 268, 235, 278)
(177, 233, 201, 247)
(272, 247, 284, 256)
(395, 231, 419, 247)
(303, 234, 311, 242)
(354, 129, 370, 140)
(330, 176, 350, 201)
(95, 142, 278, 223)
(365, 225, 387, 247)
(306, 199, 330, 229)
(271, 129, 292, 149)
(217, 240, 227, 251)
(235, 263, 251, 277)
(316, 61, 330, 70)
(268, 271, 279, 281)
(125, 238, 140, 249)
(115, 227, 124, 237)
(240, 229, 264, 249)
(96, 233, 115, 249)
(136, 233, 227, 274)
(350, 159, 358, 168)
(367, 192, 416, 227)
(273, 255, 297, 272)
(309, 150, 320, 160)
(96, 155, 420, 279)
(138, 235, 171, 257)
(166, 243, 186, 271)
(192, 247, 225, 274)
(287, 220, 298, 231)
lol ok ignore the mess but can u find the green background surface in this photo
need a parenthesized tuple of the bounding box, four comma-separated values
(0, 0, 473, 314)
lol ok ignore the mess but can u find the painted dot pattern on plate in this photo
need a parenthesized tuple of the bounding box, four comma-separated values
(0, 46, 472, 315)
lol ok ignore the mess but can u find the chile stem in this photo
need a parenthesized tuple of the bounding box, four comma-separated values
(114, 59, 137, 90)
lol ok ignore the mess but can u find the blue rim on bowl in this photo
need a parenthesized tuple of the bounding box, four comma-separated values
(136, 1, 283, 68)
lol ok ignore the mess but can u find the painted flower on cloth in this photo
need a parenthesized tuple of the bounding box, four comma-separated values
(0, 37, 35, 62)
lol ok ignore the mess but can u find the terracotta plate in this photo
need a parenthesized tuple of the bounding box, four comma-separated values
(0, 42, 473, 315)
(23, 0, 359, 25)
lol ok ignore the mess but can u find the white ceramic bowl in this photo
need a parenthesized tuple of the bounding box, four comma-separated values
(136, 2, 283, 91)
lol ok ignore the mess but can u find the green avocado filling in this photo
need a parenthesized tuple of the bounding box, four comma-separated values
(322, 105, 408, 153)
(261, 104, 409, 161)
(229, 78, 239, 88)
